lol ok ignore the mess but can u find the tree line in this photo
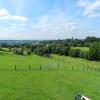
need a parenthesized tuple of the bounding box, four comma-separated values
(0, 37, 100, 61)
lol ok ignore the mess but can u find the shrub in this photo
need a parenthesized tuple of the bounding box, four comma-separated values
(88, 43, 100, 61)
(43, 54, 51, 58)
(61, 46, 70, 56)
(68, 49, 80, 57)
(79, 51, 89, 59)
(12, 48, 24, 55)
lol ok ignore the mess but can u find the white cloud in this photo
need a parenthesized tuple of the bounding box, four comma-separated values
(32, 15, 78, 39)
(77, 0, 100, 18)
(11, 15, 28, 21)
(0, 9, 28, 21)
(0, 9, 9, 17)
(0, 8, 78, 39)
(65, 22, 77, 30)
(10, 26, 16, 31)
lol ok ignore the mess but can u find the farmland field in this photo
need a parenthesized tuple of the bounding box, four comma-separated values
(0, 52, 100, 100)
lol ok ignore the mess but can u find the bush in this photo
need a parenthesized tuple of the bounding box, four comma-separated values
(27, 49, 31, 55)
(12, 48, 24, 55)
(43, 54, 51, 58)
(61, 46, 70, 56)
(88, 43, 100, 61)
(68, 49, 80, 57)
(79, 51, 89, 59)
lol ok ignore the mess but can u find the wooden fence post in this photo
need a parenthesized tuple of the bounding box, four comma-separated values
(83, 68, 84, 71)
(15, 65, 16, 71)
(29, 65, 30, 71)
(65, 66, 67, 70)
(58, 64, 59, 71)
(87, 68, 88, 71)
(72, 66, 73, 70)
(40, 65, 42, 70)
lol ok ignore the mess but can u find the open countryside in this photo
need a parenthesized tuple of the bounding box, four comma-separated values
(0, 37, 100, 100)
(0, 0, 100, 100)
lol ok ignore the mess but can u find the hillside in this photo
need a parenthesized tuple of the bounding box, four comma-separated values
(0, 53, 100, 99)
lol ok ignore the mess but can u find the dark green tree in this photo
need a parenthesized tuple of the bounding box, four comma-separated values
(89, 42, 100, 60)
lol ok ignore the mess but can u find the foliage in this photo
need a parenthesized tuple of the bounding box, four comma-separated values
(68, 49, 80, 57)
(89, 42, 100, 60)
(79, 51, 89, 59)
(0, 37, 100, 61)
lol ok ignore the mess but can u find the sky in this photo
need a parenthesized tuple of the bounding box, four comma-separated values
(0, 0, 100, 40)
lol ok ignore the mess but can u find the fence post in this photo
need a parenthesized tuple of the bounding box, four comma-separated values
(83, 67, 84, 71)
(40, 65, 42, 70)
(29, 65, 30, 71)
(82, 66, 83, 71)
(72, 66, 73, 70)
(15, 65, 16, 71)
(87, 68, 88, 71)
(65, 66, 67, 70)
(58, 64, 59, 71)
(77, 66, 79, 71)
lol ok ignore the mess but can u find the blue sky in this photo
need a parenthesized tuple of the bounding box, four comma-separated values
(0, 0, 100, 40)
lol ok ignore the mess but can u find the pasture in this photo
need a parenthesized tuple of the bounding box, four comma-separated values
(0, 52, 100, 100)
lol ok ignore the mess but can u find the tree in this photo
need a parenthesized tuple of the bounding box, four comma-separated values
(79, 51, 89, 59)
(27, 49, 31, 55)
(12, 47, 24, 55)
(68, 49, 80, 57)
(61, 46, 70, 56)
(89, 42, 100, 60)
(85, 37, 98, 43)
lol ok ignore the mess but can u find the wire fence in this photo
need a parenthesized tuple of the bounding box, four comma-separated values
(0, 64, 99, 72)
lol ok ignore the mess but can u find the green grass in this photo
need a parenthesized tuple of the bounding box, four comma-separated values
(71, 47, 89, 52)
(0, 52, 100, 100)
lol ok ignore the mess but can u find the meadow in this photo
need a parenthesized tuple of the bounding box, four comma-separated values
(0, 51, 100, 100)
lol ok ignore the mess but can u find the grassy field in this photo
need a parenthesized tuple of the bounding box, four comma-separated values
(71, 47, 89, 52)
(0, 52, 100, 100)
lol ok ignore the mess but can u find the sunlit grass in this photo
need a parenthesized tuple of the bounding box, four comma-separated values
(0, 52, 100, 100)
